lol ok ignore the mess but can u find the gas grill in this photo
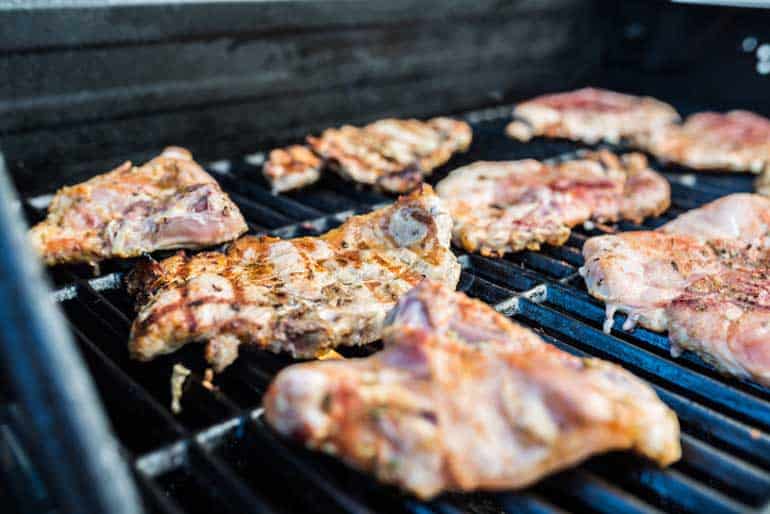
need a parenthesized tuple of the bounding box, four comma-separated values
(3, 1, 770, 514)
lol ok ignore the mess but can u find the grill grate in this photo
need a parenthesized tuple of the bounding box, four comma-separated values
(13, 106, 770, 514)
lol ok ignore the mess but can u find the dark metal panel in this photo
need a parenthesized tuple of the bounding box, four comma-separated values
(598, 0, 770, 116)
(0, 0, 582, 52)
(0, 9, 582, 132)
(0, 0, 602, 193)
(5, 57, 595, 195)
(0, 152, 144, 514)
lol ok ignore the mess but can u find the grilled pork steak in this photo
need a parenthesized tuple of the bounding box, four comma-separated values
(435, 150, 670, 256)
(263, 145, 323, 194)
(30, 147, 247, 266)
(264, 280, 680, 499)
(127, 185, 460, 371)
(506, 88, 679, 145)
(263, 117, 472, 194)
(582, 194, 770, 385)
(634, 110, 770, 174)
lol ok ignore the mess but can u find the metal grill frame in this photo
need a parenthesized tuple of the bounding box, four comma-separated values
(5, 104, 770, 514)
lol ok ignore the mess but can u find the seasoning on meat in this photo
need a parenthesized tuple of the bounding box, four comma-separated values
(436, 150, 670, 256)
(263, 145, 323, 194)
(263, 117, 472, 194)
(506, 88, 679, 144)
(635, 110, 770, 173)
(30, 147, 247, 266)
(127, 185, 460, 371)
(264, 280, 680, 499)
(581, 193, 770, 385)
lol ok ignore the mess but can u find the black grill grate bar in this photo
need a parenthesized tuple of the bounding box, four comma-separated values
(544, 281, 770, 401)
(214, 172, 322, 220)
(316, 175, 391, 207)
(186, 441, 275, 514)
(133, 467, 187, 514)
(515, 325, 768, 511)
(496, 492, 570, 514)
(135, 412, 380, 514)
(244, 417, 377, 514)
(664, 174, 732, 198)
(283, 188, 368, 214)
(66, 304, 181, 425)
(590, 457, 749, 514)
(490, 287, 766, 511)
(679, 434, 770, 506)
(461, 254, 545, 292)
(516, 297, 770, 431)
(78, 279, 134, 328)
(660, 166, 756, 196)
(68, 325, 188, 450)
(654, 388, 770, 470)
(67, 285, 248, 433)
(536, 333, 770, 471)
(460, 223, 770, 410)
(135, 439, 190, 478)
(226, 191, 283, 231)
(535, 470, 661, 514)
(458, 269, 520, 306)
(668, 182, 726, 210)
(226, 153, 391, 208)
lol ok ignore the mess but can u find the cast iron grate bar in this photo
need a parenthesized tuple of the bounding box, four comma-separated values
(17, 105, 770, 513)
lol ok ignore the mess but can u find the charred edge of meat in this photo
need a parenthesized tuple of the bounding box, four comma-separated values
(376, 164, 425, 193)
(126, 254, 170, 303)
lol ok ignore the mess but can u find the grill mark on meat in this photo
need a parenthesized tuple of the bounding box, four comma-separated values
(437, 151, 669, 256)
(268, 117, 473, 194)
(128, 185, 460, 367)
(582, 193, 770, 385)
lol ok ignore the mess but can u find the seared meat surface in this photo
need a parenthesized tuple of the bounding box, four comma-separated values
(30, 147, 247, 266)
(634, 111, 770, 174)
(263, 145, 323, 193)
(436, 150, 670, 256)
(263, 117, 472, 194)
(581, 194, 770, 385)
(264, 280, 680, 499)
(506, 88, 679, 145)
(127, 186, 460, 371)
(660, 193, 770, 243)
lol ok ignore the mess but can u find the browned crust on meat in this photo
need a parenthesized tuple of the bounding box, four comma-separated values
(581, 194, 770, 385)
(306, 117, 472, 193)
(263, 145, 323, 193)
(29, 147, 247, 265)
(127, 185, 460, 367)
(635, 111, 770, 174)
(264, 280, 680, 499)
(436, 150, 670, 257)
(506, 88, 680, 144)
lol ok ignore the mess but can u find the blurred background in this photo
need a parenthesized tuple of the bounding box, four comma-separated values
(2, 0, 769, 196)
